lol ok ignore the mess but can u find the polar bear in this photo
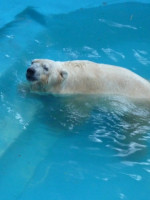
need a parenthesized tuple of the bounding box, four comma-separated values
(26, 59, 150, 99)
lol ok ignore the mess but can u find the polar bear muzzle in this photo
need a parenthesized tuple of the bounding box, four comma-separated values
(26, 67, 38, 81)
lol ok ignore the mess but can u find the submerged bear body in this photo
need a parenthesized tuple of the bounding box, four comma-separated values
(26, 59, 150, 99)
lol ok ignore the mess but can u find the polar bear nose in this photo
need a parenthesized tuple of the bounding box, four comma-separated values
(26, 67, 37, 81)
(27, 68, 35, 75)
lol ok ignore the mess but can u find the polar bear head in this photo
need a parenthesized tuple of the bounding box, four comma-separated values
(26, 59, 68, 92)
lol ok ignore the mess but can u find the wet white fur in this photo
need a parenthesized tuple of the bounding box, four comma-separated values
(28, 59, 150, 99)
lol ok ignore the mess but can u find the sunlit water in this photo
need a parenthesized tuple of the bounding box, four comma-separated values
(0, 1, 150, 200)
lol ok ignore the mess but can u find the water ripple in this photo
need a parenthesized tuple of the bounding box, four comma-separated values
(124, 173, 142, 181)
(83, 46, 101, 58)
(133, 49, 150, 65)
(102, 48, 125, 62)
(63, 48, 79, 59)
(88, 96, 150, 159)
(99, 18, 137, 30)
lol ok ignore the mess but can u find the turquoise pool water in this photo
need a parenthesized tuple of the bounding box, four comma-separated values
(1, 1, 150, 199)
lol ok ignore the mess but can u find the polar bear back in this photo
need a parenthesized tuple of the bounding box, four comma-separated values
(58, 60, 150, 98)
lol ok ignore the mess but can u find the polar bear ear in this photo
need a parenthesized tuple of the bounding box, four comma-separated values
(31, 59, 40, 64)
(60, 70, 68, 80)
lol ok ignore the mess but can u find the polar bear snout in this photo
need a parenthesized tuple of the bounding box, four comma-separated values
(27, 67, 35, 75)
(26, 67, 37, 81)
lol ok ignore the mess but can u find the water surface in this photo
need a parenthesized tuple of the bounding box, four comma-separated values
(0, 2, 150, 200)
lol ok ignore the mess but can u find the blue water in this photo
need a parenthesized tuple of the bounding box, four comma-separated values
(1, 1, 150, 200)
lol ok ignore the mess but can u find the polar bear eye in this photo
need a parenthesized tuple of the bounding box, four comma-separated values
(43, 65, 49, 71)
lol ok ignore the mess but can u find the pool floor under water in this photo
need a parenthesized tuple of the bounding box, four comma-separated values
(0, 2, 150, 200)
